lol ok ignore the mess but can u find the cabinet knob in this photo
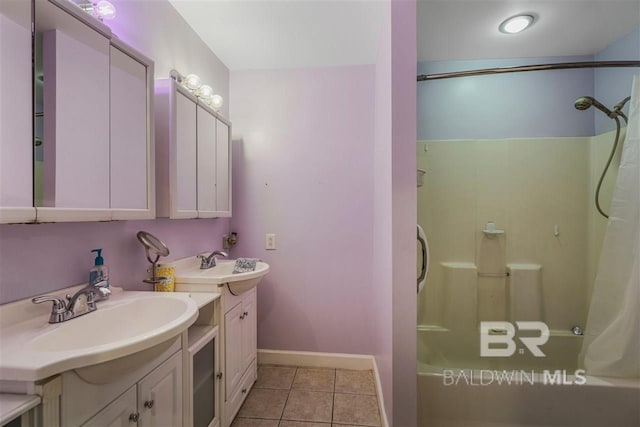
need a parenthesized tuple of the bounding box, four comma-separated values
(216, 372, 223, 380)
(129, 412, 140, 423)
(144, 400, 154, 409)
(244, 311, 249, 317)
(240, 313, 245, 320)
(241, 388, 247, 394)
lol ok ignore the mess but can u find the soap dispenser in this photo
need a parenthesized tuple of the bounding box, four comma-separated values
(89, 249, 110, 288)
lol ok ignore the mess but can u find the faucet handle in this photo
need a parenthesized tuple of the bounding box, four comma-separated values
(32, 295, 67, 312)
(33, 295, 70, 322)
(92, 280, 109, 288)
(98, 287, 111, 297)
(90, 281, 111, 301)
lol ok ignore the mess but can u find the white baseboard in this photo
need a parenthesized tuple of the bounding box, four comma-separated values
(257, 349, 389, 427)
(372, 357, 389, 427)
(257, 349, 373, 370)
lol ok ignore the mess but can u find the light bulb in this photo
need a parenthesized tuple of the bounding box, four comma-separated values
(197, 85, 214, 100)
(211, 94, 224, 111)
(499, 15, 534, 34)
(185, 74, 202, 91)
(95, 0, 116, 20)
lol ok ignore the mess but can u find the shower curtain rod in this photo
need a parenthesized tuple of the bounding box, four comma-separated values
(417, 60, 640, 81)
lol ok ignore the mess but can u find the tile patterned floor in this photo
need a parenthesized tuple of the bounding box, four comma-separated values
(231, 365, 382, 427)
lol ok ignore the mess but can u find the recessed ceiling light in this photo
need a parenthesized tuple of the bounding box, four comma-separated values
(499, 14, 534, 34)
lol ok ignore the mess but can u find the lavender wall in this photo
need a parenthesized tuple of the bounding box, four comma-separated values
(0, 0, 231, 303)
(229, 65, 376, 355)
(418, 55, 595, 140)
(0, 219, 229, 302)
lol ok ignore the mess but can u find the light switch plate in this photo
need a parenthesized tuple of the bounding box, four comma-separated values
(265, 234, 276, 250)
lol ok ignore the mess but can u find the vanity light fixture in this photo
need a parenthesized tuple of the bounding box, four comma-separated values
(78, 0, 116, 21)
(170, 69, 223, 110)
(185, 74, 202, 91)
(211, 94, 224, 111)
(499, 14, 534, 34)
(197, 84, 214, 101)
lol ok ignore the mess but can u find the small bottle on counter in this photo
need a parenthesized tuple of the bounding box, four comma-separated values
(89, 248, 110, 288)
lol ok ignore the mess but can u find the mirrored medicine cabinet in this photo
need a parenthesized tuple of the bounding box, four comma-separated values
(0, 0, 155, 223)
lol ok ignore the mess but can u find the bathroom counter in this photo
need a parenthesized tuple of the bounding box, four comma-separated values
(0, 288, 198, 382)
(187, 291, 221, 308)
(0, 393, 40, 425)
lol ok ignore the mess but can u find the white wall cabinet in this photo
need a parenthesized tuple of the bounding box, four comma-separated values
(0, 1, 36, 223)
(39, 27, 111, 218)
(215, 120, 231, 214)
(109, 41, 155, 220)
(0, 0, 154, 223)
(223, 288, 257, 426)
(197, 105, 218, 216)
(155, 78, 232, 219)
(35, 0, 155, 222)
(81, 351, 183, 427)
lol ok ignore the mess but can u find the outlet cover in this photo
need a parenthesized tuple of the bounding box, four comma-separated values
(265, 234, 276, 250)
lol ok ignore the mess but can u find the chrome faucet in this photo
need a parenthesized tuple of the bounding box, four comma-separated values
(32, 280, 111, 324)
(198, 250, 228, 269)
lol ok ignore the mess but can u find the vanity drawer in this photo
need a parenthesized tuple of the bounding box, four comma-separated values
(226, 359, 257, 426)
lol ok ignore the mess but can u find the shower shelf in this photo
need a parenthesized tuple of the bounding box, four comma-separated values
(482, 229, 505, 238)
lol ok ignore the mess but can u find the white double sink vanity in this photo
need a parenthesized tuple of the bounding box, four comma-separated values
(0, 256, 269, 427)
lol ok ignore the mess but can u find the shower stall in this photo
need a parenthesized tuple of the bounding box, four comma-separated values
(416, 49, 640, 426)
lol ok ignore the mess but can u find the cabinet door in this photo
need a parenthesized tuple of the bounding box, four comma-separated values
(0, 2, 35, 223)
(174, 91, 198, 218)
(110, 44, 152, 219)
(82, 386, 137, 427)
(138, 351, 183, 427)
(197, 105, 217, 216)
(224, 303, 243, 400)
(241, 289, 257, 372)
(215, 120, 231, 216)
(190, 327, 220, 427)
(38, 22, 111, 220)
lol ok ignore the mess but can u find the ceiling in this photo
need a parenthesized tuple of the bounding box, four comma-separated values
(168, 0, 640, 70)
(168, 0, 386, 70)
(418, 0, 640, 62)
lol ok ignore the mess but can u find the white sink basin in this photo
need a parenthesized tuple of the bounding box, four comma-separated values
(29, 297, 192, 352)
(172, 257, 269, 294)
(0, 290, 198, 382)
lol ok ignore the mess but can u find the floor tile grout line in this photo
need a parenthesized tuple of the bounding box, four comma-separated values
(331, 368, 337, 424)
(279, 366, 297, 422)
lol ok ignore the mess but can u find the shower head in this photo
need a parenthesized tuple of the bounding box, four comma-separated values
(574, 96, 614, 117)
